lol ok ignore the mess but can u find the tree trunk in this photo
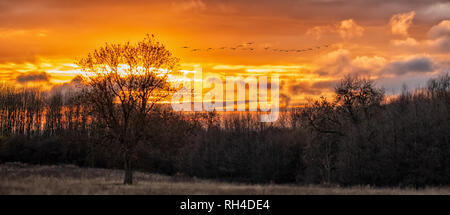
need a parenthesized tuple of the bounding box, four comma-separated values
(123, 152, 133, 185)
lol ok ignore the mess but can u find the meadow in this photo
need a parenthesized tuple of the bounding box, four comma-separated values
(1, 162, 449, 195)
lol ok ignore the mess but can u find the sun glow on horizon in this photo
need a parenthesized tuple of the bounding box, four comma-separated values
(0, 1, 449, 107)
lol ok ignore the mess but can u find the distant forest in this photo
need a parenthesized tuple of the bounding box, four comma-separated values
(1, 74, 449, 187)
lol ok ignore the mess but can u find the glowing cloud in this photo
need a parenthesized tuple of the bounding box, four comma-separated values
(390, 11, 415, 36)
(338, 19, 364, 39)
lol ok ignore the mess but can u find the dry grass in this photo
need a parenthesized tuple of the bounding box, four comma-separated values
(0, 162, 449, 195)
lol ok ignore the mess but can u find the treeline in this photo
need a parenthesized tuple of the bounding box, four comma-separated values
(0, 74, 449, 187)
(0, 84, 93, 137)
(295, 75, 450, 186)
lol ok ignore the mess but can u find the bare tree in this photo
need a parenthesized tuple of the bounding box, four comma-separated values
(77, 34, 179, 184)
(334, 75, 384, 124)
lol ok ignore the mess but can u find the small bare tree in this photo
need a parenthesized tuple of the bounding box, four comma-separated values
(77, 34, 179, 184)
(334, 75, 384, 124)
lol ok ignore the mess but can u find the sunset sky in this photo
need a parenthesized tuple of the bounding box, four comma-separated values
(1, 0, 450, 106)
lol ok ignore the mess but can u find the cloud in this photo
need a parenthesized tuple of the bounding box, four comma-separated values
(315, 49, 386, 76)
(426, 20, 450, 53)
(306, 19, 364, 39)
(389, 11, 415, 36)
(338, 19, 364, 39)
(389, 20, 450, 53)
(427, 36, 450, 53)
(382, 56, 435, 75)
(16, 71, 50, 83)
(311, 80, 338, 90)
(391, 37, 420, 48)
(306, 26, 333, 40)
(283, 79, 339, 100)
(288, 81, 321, 95)
(279, 93, 291, 107)
(49, 75, 84, 95)
(172, 0, 206, 12)
(0, 28, 48, 38)
(428, 20, 450, 39)
(352, 56, 387, 70)
(421, 2, 450, 20)
(315, 49, 352, 76)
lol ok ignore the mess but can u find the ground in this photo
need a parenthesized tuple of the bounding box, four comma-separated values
(0, 162, 449, 195)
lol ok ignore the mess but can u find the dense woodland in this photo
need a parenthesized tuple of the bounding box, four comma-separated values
(0, 74, 449, 187)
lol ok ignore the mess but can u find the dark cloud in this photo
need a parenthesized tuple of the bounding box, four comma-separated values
(311, 80, 338, 89)
(279, 93, 291, 107)
(382, 56, 435, 75)
(287, 80, 336, 96)
(200, 0, 445, 22)
(0, 0, 445, 29)
(279, 79, 338, 106)
(16, 71, 50, 83)
(49, 75, 84, 95)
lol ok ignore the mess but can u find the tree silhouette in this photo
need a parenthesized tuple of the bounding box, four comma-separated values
(77, 34, 179, 184)
(334, 75, 384, 124)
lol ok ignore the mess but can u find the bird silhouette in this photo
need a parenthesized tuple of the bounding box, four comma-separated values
(184, 42, 331, 55)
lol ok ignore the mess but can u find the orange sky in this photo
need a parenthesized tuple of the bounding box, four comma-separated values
(1, 0, 450, 106)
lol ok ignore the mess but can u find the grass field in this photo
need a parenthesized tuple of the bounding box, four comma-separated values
(0, 162, 449, 195)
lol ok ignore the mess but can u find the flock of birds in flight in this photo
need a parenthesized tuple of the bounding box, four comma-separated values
(180, 42, 330, 53)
